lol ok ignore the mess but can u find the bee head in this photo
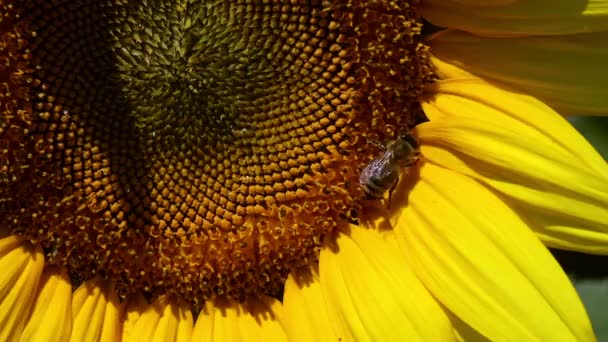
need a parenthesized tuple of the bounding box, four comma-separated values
(398, 133, 419, 149)
(390, 133, 420, 163)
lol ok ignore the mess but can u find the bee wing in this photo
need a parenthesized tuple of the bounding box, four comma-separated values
(359, 154, 398, 183)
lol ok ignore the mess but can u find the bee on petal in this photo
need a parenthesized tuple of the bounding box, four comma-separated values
(359, 133, 421, 208)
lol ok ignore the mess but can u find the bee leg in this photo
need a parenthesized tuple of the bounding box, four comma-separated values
(386, 177, 399, 210)
(367, 138, 385, 150)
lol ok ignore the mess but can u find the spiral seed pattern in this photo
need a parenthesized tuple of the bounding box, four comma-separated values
(0, 0, 433, 303)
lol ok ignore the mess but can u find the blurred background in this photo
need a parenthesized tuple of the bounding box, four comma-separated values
(554, 116, 608, 341)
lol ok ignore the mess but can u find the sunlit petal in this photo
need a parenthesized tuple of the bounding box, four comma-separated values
(394, 163, 596, 341)
(445, 311, 489, 342)
(191, 296, 286, 342)
(419, 78, 608, 254)
(422, 0, 608, 36)
(0, 236, 45, 341)
(71, 278, 125, 342)
(428, 30, 608, 115)
(20, 268, 72, 342)
(319, 226, 455, 341)
(282, 265, 342, 341)
(122, 294, 192, 342)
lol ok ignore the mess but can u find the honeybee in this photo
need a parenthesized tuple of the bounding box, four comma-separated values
(359, 133, 421, 207)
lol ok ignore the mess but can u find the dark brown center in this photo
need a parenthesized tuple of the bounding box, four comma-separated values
(0, 0, 433, 304)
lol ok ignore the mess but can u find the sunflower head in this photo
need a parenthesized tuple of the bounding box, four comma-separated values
(0, 0, 433, 304)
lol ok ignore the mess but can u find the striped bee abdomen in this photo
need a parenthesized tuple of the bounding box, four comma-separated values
(362, 174, 399, 198)
(359, 157, 400, 199)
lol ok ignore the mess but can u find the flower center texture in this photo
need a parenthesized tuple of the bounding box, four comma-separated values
(0, 0, 433, 304)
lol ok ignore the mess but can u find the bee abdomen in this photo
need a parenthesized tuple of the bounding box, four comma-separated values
(361, 176, 396, 199)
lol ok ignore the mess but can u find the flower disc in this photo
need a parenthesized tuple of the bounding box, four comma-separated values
(0, 0, 433, 303)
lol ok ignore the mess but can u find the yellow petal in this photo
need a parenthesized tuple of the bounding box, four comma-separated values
(121, 294, 149, 339)
(436, 0, 518, 6)
(419, 78, 608, 254)
(445, 311, 489, 342)
(422, 0, 608, 36)
(20, 268, 72, 342)
(395, 163, 596, 341)
(426, 55, 477, 82)
(191, 296, 287, 342)
(71, 278, 125, 342)
(282, 265, 342, 341)
(319, 226, 455, 341)
(428, 30, 608, 115)
(122, 294, 192, 342)
(0, 236, 45, 341)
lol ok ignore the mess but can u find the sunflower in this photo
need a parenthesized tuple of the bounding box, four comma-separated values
(1, 0, 607, 341)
